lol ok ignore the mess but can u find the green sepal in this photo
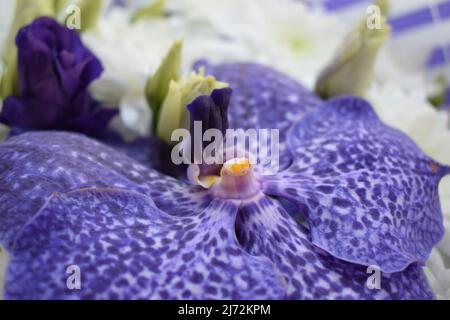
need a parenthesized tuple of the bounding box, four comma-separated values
(315, 8, 391, 99)
(0, 0, 56, 99)
(131, 0, 166, 23)
(156, 68, 228, 145)
(145, 39, 183, 130)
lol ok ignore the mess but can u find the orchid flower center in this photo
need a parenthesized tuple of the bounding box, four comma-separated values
(221, 158, 251, 177)
(188, 157, 262, 200)
(175, 81, 262, 199)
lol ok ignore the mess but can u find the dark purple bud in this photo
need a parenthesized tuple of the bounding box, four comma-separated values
(0, 17, 117, 137)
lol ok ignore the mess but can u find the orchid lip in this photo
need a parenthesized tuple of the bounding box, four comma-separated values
(188, 157, 262, 200)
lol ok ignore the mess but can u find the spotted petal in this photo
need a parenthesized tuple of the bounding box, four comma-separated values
(5, 189, 285, 299)
(263, 96, 450, 273)
(101, 132, 182, 177)
(0, 132, 208, 248)
(237, 195, 435, 299)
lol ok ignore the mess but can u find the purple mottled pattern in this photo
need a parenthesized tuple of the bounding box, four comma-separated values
(0, 129, 439, 299)
(0, 132, 207, 249)
(237, 195, 434, 299)
(101, 132, 181, 177)
(264, 96, 449, 273)
(5, 190, 284, 299)
(0, 17, 117, 137)
(1, 63, 448, 300)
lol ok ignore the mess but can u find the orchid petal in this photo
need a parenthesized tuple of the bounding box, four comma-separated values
(237, 195, 434, 299)
(264, 96, 449, 273)
(0, 132, 208, 248)
(5, 189, 285, 299)
(103, 134, 181, 177)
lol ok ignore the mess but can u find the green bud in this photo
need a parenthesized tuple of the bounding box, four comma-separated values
(0, 0, 56, 99)
(0, 54, 18, 104)
(156, 68, 228, 145)
(54, 0, 69, 14)
(315, 13, 391, 99)
(428, 74, 447, 108)
(0, 124, 10, 142)
(145, 39, 183, 130)
(75, 0, 104, 32)
(131, 0, 166, 23)
(375, 0, 390, 16)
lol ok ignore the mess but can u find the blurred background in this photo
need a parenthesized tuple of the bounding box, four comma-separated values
(1, 0, 449, 107)
(305, 0, 450, 106)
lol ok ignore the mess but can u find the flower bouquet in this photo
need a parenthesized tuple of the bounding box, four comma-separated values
(0, 0, 449, 300)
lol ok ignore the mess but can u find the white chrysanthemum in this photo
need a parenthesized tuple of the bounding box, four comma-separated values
(0, 0, 14, 56)
(84, 0, 344, 135)
(83, 9, 172, 135)
(169, 0, 346, 87)
(83, 6, 252, 135)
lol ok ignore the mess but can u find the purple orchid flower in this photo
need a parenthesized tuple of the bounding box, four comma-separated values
(0, 17, 117, 137)
(1, 62, 449, 300)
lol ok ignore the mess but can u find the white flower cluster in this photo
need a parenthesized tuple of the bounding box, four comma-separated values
(82, 0, 345, 136)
